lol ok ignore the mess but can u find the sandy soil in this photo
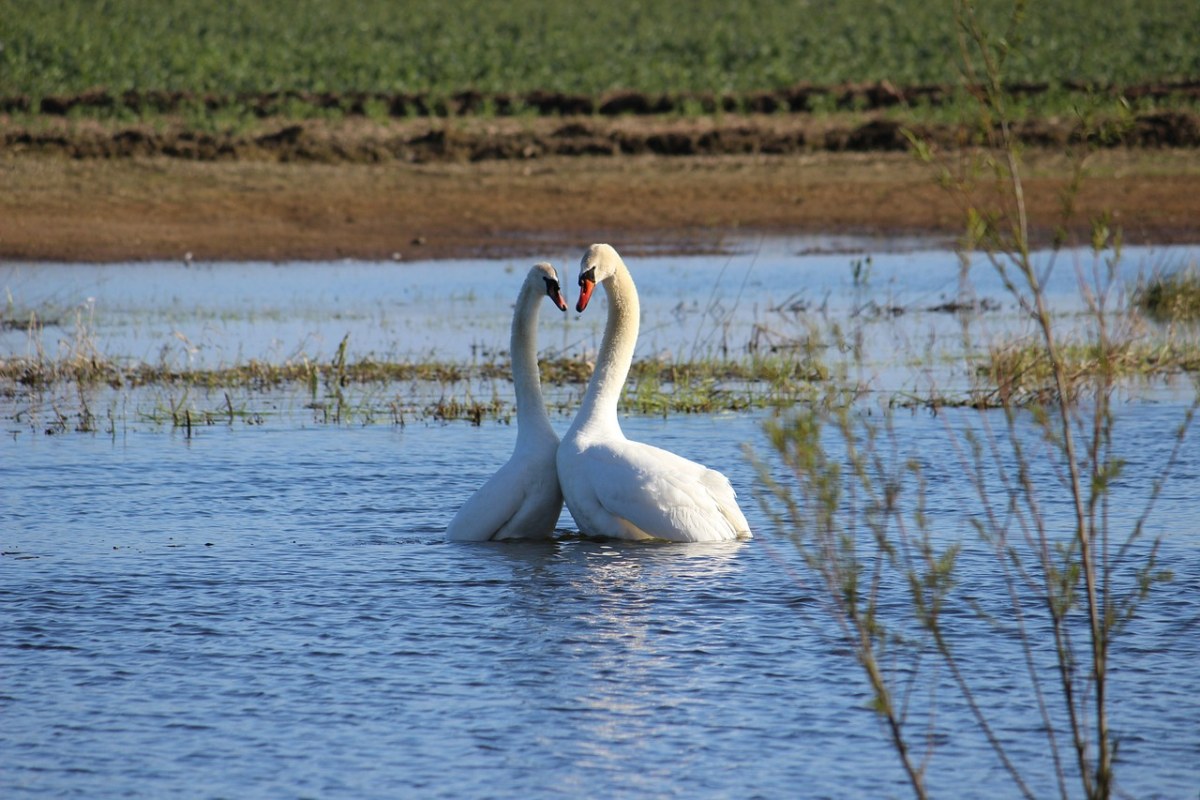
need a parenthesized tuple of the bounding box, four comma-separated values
(2, 144, 1198, 263)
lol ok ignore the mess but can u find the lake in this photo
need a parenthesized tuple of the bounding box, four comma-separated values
(3, 240, 1198, 798)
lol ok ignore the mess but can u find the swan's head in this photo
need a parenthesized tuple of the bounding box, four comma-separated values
(530, 262, 568, 312)
(576, 243, 623, 313)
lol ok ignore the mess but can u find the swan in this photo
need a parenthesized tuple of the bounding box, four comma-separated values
(445, 262, 568, 541)
(557, 243, 752, 542)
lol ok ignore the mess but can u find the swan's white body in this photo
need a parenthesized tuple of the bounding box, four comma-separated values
(445, 263, 567, 541)
(557, 244, 752, 543)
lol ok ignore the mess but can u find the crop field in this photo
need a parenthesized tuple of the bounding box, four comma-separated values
(2, 0, 1198, 99)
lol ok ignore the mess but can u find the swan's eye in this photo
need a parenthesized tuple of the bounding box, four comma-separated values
(543, 276, 560, 295)
(579, 267, 596, 286)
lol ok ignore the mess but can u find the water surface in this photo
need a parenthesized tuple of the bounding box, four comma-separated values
(4, 409, 1198, 798)
(6, 239, 1194, 371)
(3, 242, 1199, 798)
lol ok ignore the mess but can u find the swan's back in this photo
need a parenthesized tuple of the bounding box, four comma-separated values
(446, 443, 562, 541)
(558, 433, 751, 543)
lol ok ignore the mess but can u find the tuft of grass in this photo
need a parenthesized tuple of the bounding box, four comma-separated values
(1135, 268, 1200, 322)
(977, 337, 1200, 406)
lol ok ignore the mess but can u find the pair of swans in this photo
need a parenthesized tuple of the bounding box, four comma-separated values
(445, 244, 752, 543)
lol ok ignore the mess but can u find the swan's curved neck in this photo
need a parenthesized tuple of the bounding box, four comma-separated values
(512, 285, 556, 446)
(571, 263, 638, 437)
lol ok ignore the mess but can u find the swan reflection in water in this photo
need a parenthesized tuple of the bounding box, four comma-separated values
(477, 537, 749, 769)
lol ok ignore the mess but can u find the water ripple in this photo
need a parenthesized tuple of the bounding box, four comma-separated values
(2, 412, 1198, 798)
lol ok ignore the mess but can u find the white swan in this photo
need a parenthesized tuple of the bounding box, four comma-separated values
(557, 244, 752, 542)
(445, 263, 567, 541)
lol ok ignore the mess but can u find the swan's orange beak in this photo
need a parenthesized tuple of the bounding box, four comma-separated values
(550, 287, 568, 312)
(576, 278, 595, 313)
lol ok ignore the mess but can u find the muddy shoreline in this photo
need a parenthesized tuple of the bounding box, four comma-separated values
(3, 115, 1199, 263)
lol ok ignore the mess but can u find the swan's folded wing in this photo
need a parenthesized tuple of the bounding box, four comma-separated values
(698, 467, 752, 536)
(445, 462, 526, 541)
(586, 441, 749, 542)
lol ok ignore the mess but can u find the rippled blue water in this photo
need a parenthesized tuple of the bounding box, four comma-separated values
(4, 407, 1198, 798)
(4, 244, 1200, 797)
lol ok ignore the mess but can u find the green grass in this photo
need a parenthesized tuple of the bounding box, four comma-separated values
(2, 1, 1197, 100)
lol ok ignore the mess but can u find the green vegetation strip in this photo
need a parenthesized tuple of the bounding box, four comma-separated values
(5, 335, 1198, 430)
(0, 351, 831, 426)
(3, 1, 1197, 98)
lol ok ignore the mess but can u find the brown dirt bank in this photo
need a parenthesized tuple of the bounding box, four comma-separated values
(7, 80, 1200, 118)
(2, 145, 1199, 263)
(5, 110, 1200, 163)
